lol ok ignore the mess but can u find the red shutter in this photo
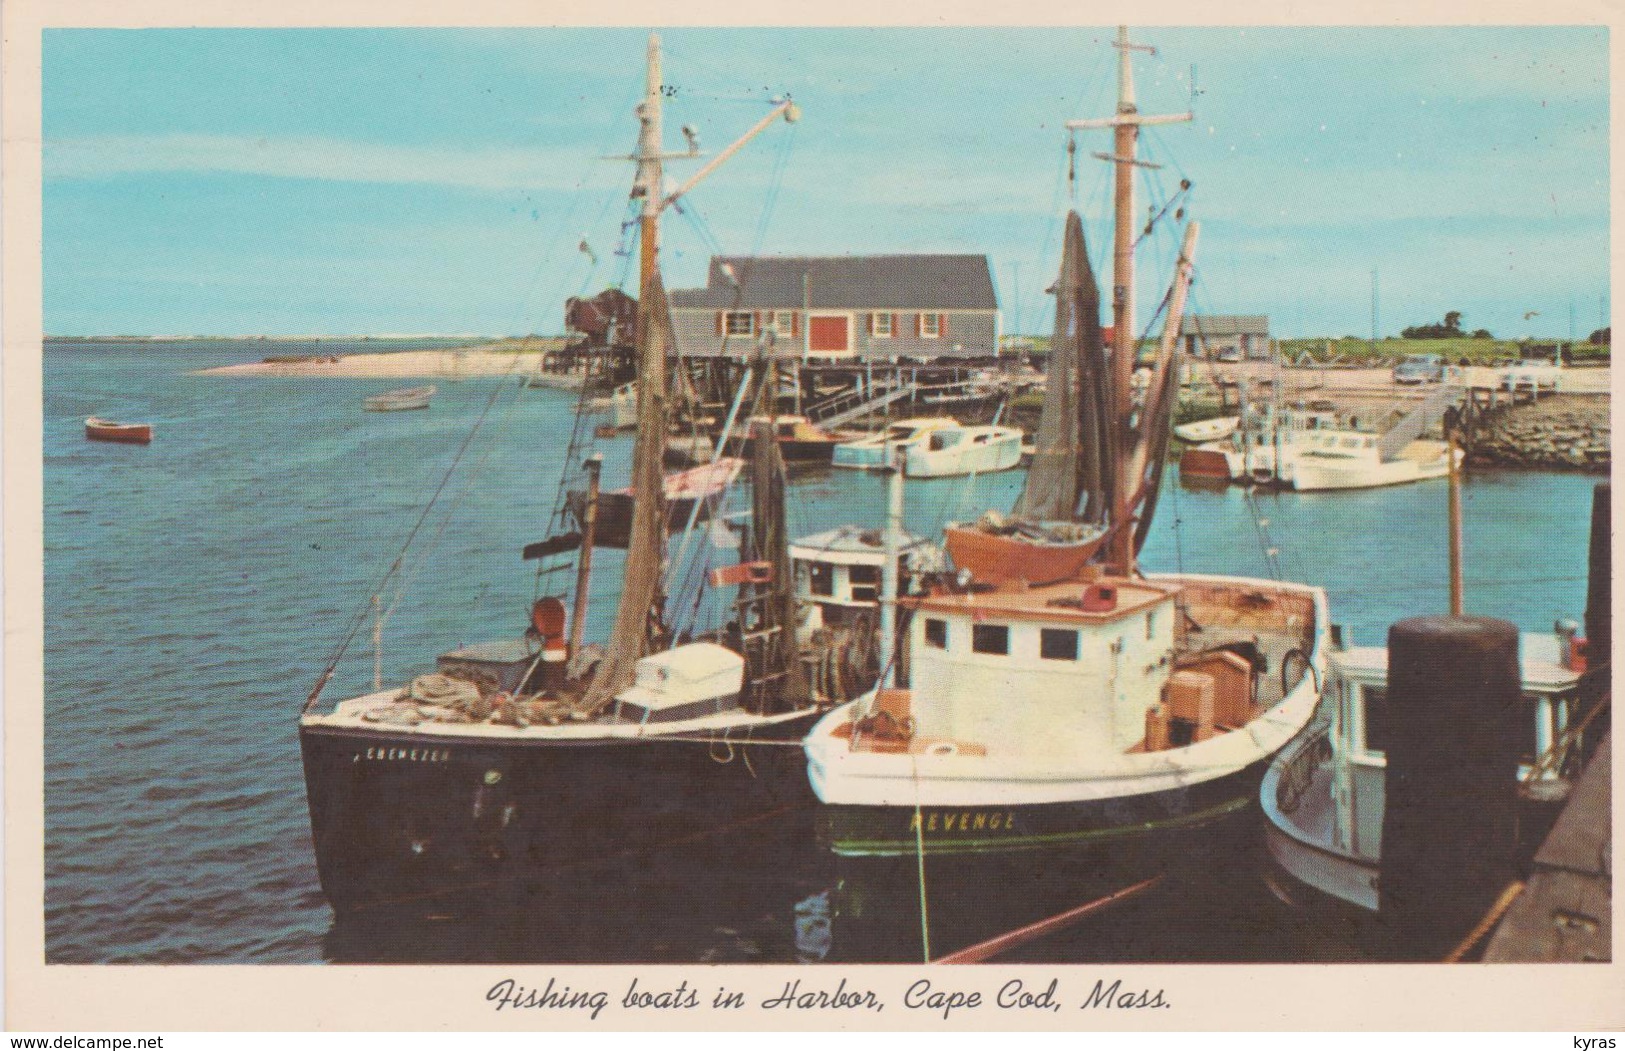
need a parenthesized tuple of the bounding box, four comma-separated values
(890, 313, 898, 336)
(867, 313, 875, 336)
(791, 312, 799, 337)
(754, 311, 763, 333)
(940, 313, 949, 338)
(716, 312, 724, 337)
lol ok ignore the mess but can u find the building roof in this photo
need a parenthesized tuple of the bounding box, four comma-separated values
(1180, 314, 1270, 337)
(670, 255, 998, 311)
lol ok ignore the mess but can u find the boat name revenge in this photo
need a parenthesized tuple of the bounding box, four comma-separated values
(908, 810, 1018, 832)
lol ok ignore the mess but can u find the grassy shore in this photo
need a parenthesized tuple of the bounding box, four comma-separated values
(1005, 334, 1609, 365)
(1277, 336, 1610, 365)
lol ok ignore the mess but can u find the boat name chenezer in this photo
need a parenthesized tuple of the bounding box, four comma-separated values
(355, 745, 452, 763)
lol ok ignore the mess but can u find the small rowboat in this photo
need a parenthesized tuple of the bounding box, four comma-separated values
(1172, 415, 1240, 443)
(363, 385, 437, 412)
(85, 417, 153, 444)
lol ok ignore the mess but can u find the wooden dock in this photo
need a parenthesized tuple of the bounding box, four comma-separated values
(1482, 731, 1612, 962)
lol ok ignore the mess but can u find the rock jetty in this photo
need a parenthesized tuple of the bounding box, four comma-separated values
(1470, 394, 1610, 472)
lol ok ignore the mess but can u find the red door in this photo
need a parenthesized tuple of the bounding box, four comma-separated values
(808, 315, 849, 352)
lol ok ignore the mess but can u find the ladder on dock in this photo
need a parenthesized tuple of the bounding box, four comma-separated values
(1378, 384, 1464, 461)
(808, 382, 919, 428)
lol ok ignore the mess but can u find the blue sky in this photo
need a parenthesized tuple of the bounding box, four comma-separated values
(43, 26, 1609, 339)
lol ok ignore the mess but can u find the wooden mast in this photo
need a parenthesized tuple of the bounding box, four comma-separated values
(636, 33, 663, 301)
(575, 34, 800, 712)
(1068, 26, 1191, 576)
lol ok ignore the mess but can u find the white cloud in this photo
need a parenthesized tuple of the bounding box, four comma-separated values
(45, 133, 590, 193)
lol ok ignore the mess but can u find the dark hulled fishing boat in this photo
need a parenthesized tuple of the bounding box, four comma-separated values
(298, 37, 823, 919)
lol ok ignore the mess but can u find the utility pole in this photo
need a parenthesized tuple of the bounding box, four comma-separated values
(1370, 268, 1379, 354)
(1012, 262, 1021, 341)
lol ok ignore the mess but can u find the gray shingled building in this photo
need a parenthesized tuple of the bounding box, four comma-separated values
(670, 255, 1000, 360)
(1179, 314, 1271, 360)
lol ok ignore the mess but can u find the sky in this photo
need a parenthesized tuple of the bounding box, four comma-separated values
(42, 26, 1609, 339)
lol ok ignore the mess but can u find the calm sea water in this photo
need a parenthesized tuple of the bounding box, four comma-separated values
(42, 340, 1600, 963)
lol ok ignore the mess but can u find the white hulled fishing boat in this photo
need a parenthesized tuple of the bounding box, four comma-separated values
(803, 27, 1330, 961)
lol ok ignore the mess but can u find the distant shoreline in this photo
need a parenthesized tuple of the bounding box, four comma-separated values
(45, 334, 511, 344)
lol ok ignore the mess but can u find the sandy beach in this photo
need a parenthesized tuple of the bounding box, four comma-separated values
(191, 347, 581, 385)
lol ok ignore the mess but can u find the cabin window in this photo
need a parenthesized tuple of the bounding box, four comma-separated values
(1362, 686, 1391, 755)
(924, 618, 948, 649)
(726, 312, 754, 336)
(849, 564, 880, 603)
(920, 313, 942, 338)
(873, 313, 893, 338)
(809, 563, 834, 597)
(972, 624, 1010, 655)
(1145, 610, 1156, 640)
(1040, 628, 1079, 661)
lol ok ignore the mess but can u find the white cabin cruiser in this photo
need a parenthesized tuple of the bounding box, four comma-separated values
(832, 417, 962, 469)
(1261, 629, 1587, 913)
(902, 424, 1023, 477)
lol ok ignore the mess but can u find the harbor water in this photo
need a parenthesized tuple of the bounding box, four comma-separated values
(44, 339, 1598, 963)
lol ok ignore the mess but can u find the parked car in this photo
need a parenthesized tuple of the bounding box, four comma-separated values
(1499, 358, 1561, 392)
(1392, 354, 1445, 385)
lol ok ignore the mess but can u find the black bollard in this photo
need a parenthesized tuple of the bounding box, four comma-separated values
(1379, 615, 1523, 961)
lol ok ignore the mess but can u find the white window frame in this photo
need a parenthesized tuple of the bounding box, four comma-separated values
(920, 313, 942, 339)
(873, 313, 893, 338)
(725, 312, 754, 337)
(772, 311, 795, 338)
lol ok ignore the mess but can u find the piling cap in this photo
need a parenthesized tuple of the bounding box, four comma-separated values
(1387, 614, 1520, 704)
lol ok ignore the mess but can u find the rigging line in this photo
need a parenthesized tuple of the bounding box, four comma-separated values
(1322, 574, 1589, 599)
(1166, 456, 1187, 577)
(504, 83, 647, 337)
(306, 349, 537, 709)
(383, 351, 553, 622)
(667, 132, 796, 639)
(1240, 486, 1282, 581)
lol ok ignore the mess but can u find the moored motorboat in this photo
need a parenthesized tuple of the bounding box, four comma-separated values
(902, 424, 1023, 478)
(724, 414, 842, 464)
(832, 417, 961, 470)
(84, 416, 153, 444)
(1173, 415, 1239, 443)
(1178, 397, 1463, 491)
(1261, 627, 1586, 917)
(363, 385, 437, 411)
(1286, 436, 1461, 491)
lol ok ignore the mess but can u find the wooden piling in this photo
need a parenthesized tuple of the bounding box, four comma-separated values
(1380, 615, 1524, 961)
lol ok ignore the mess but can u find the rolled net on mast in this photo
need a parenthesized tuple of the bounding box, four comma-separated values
(576, 269, 675, 716)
